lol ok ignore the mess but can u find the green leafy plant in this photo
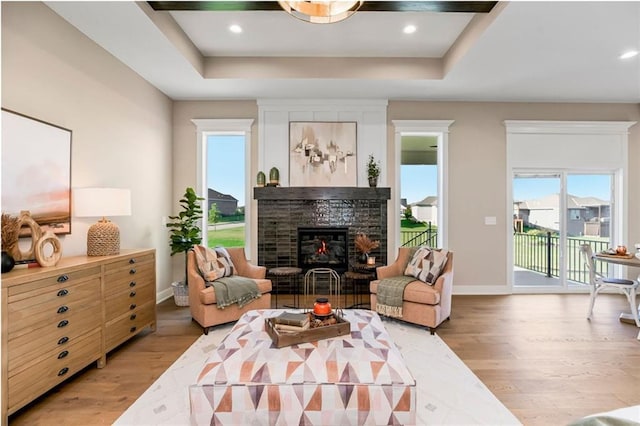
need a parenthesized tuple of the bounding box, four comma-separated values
(166, 187, 204, 283)
(208, 203, 221, 227)
(367, 154, 381, 180)
(404, 205, 413, 221)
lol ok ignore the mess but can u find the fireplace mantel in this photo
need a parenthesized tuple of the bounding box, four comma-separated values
(254, 186, 390, 272)
(254, 187, 390, 201)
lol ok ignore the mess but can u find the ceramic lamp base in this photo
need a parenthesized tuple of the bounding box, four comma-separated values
(87, 218, 120, 256)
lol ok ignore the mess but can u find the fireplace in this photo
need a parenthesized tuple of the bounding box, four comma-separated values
(254, 187, 390, 271)
(298, 227, 348, 272)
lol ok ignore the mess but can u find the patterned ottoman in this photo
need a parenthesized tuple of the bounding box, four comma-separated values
(189, 309, 416, 425)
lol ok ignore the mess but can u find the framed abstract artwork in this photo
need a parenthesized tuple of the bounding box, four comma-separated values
(289, 121, 357, 187)
(1, 109, 72, 235)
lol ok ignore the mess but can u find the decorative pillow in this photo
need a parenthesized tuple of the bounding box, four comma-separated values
(214, 246, 235, 277)
(193, 245, 226, 282)
(405, 247, 449, 285)
(404, 247, 431, 278)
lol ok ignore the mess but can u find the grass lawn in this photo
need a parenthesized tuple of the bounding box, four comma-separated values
(207, 225, 245, 247)
(400, 219, 430, 231)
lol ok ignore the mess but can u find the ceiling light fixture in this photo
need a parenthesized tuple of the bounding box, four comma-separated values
(278, 1, 363, 24)
(403, 24, 417, 34)
(619, 50, 638, 59)
(229, 24, 242, 34)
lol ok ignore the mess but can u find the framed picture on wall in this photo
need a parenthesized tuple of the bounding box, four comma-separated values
(1, 108, 72, 235)
(289, 121, 357, 187)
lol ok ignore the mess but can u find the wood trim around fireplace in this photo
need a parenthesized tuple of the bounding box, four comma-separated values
(254, 186, 390, 201)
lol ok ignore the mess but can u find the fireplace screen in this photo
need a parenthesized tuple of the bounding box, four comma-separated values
(298, 227, 348, 272)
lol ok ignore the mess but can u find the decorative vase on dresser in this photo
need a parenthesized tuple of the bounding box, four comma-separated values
(1, 248, 156, 421)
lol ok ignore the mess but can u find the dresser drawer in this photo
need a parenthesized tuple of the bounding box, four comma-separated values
(7, 266, 101, 298)
(8, 278, 101, 337)
(104, 281, 155, 321)
(104, 253, 154, 274)
(105, 301, 155, 351)
(7, 329, 102, 413)
(104, 263, 155, 298)
(8, 306, 102, 369)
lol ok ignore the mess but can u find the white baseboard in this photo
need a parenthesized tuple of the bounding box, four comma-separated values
(156, 287, 174, 304)
(453, 285, 511, 295)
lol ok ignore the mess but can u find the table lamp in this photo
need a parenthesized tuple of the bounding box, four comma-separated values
(74, 188, 131, 256)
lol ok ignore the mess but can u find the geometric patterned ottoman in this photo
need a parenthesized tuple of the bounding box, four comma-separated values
(189, 309, 416, 425)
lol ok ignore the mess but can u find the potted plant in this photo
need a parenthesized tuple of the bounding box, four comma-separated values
(166, 187, 204, 305)
(354, 233, 380, 264)
(367, 154, 381, 187)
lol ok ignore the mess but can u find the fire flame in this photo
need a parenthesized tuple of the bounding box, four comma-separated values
(316, 240, 328, 254)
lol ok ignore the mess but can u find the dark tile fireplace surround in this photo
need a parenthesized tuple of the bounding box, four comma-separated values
(254, 187, 391, 274)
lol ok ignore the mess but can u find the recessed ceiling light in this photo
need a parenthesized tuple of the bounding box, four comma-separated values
(229, 24, 242, 34)
(619, 50, 638, 59)
(403, 25, 417, 34)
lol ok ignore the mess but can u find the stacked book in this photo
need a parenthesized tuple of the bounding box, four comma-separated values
(14, 259, 40, 270)
(273, 312, 310, 333)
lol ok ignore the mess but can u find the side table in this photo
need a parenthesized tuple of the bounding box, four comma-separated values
(303, 268, 341, 309)
(268, 267, 302, 308)
(343, 270, 374, 308)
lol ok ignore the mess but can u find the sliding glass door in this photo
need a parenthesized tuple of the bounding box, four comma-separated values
(513, 172, 614, 290)
(565, 174, 613, 285)
(513, 173, 561, 288)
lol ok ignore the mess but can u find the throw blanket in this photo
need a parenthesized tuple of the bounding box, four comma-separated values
(207, 276, 261, 310)
(375, 275, 416, 318)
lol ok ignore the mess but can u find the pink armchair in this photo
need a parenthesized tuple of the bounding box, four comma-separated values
(370, 247, 454, 334)
(187, 247, 272, 333)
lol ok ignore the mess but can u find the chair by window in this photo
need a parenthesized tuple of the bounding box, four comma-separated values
(579, 244, 640, 327)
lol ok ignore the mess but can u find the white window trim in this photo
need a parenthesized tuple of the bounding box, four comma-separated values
(391, 120, 454, 258)
(192, 119, 254, 254)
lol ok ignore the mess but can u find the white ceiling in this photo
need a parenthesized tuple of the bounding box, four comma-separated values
(46, 1, 640, 103)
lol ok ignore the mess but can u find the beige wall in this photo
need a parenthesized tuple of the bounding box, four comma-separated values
(2, 2, 174, 299)
(7, 4, 637, 295)
(388, 102, 640, 289)
(172, 100, 638, 290)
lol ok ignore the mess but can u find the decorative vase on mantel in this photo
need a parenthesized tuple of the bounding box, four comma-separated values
(256, 171, 266, 187)
(269, 167, 280, 185)
(368, 177, 378, 188)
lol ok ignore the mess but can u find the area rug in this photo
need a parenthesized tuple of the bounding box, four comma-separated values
(114, 311, 521, 425)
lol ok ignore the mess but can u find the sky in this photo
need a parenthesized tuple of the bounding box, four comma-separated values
(207, 135, 245, 205)
(207, 136, 611, 206)
(401, 165, 437, 204)
(513, 174, 611, 202)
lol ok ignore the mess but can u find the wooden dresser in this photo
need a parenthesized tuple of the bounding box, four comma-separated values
(1, 248, 156, 419)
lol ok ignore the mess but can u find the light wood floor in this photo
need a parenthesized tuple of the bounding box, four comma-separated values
(8, 294, 640, 425)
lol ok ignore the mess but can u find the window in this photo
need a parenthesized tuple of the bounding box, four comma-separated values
(206, 134, 245, 248)
(392, 120, 453, 253)
(192, 119, 254, 252)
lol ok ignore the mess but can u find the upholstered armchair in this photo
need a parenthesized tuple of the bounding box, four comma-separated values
(370, 247, 454, 334)
(187, 247, 272, 333)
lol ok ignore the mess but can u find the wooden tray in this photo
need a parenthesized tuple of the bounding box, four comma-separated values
(597, 252, 634, 259)
(265, 313, 351, 348)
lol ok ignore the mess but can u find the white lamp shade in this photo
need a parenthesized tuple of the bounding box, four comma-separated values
(74, 188, 131, 218)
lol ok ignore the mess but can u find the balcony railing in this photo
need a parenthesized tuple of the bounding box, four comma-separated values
(514, 232, 610, 284)
(401, 222, 438, 247)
